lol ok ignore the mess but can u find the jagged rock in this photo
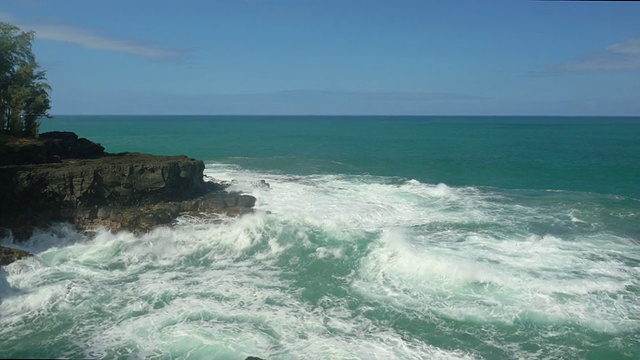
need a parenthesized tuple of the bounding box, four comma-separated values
(0, 153, 208, 207)
(0, 132, 257, 264)
(40, 131, 105, 160)
(253, 179, 270, 189)
(0, 131, 105, 166)
(71, 191, 255, 234)
(0, 246, 32, 266)
(237, 194, 257, 208)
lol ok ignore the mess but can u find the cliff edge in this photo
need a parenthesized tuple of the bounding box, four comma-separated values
(0, 132, 256, 263)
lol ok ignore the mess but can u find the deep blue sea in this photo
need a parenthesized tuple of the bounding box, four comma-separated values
(1, 116, 639, 359)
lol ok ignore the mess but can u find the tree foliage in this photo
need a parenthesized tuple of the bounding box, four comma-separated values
(0, 22, 51, 137)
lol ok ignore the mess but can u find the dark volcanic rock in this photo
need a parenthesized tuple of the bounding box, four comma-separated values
(0, 152, 257, 240)
(0, 131, 105, 166)
(0, 246, 32, 266)
(0, 133, 257, 246)
(0, 153, 207, 210)
(73, 190, 255, 233)
(40, 131, 105, 160)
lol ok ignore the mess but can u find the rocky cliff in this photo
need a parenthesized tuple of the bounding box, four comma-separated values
(0, 132, 256, 259)
(0, 131, 105, 166)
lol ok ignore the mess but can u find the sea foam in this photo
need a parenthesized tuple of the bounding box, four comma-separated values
(0, 162, 638, 359)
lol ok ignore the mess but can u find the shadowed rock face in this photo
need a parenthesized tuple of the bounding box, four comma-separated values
(0, 132, 256, 246)
(0, 246, 31, 266)
(72, 187, 257, 233)
(1, 153, 207, 208)
(0, 131, 105, 166)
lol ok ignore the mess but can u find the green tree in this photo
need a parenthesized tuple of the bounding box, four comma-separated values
(0, 22, 51, 137)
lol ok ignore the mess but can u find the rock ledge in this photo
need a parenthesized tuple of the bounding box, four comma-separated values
(0, 132, 256, 264)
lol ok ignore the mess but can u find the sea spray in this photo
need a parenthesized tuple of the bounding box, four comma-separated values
(1, 164, 638, 359)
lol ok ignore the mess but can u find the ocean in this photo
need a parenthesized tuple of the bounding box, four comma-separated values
(1, 116, 639, 359)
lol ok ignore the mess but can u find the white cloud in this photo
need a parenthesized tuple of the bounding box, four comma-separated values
(549, 37, 640, 73)
(29, 23, 185, 61)
(2, 13, 186, 62)
(607, 38, 640, 55)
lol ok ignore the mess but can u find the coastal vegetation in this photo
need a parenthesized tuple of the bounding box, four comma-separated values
(0, 22, 256, 248)
(0, 22, 51, 137)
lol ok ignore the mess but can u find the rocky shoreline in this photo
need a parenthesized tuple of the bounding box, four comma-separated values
(0, 132, 256, 265)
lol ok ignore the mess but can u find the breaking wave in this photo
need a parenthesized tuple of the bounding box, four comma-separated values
(1, 162, 638, 359)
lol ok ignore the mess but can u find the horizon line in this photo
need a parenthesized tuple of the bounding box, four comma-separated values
(47, 114, 640, 118)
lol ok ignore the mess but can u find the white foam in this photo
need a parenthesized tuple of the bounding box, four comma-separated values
(204, 165, 492, 233)
(352, 228, 640, 333)
(1, 220, 477, 359)
(79, 267, 476, 360)
(204, 163, 640, 329)
(0, 269, 12, 300)
(2, 162, 638, 358)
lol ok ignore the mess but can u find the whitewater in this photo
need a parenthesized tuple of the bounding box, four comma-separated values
(1, 116, 639, 359)
(1, 162, 638, 359)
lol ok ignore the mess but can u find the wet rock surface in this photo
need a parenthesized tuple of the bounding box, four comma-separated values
(0, 132, 256, 254)
(0, 245, 32, 266)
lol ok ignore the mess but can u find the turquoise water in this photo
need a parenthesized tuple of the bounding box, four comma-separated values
(1, 116, 640, 359)
(37, 116, 640, 198)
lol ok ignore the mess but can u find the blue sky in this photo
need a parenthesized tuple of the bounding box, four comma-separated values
(2, 0, 640, 115)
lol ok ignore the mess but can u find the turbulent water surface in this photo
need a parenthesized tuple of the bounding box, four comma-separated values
(1, 116, 639, 359)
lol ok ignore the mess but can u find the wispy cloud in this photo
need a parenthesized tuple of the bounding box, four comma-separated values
(1, 13, 187, 62)
(547, 37, 640, 74)
(30, 24, 186, 61)
(607, 38, 640, 55)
